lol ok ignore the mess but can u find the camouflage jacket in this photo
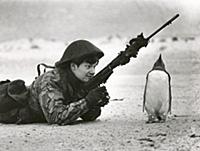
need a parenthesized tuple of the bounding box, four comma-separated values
(28, 68, 101, 125)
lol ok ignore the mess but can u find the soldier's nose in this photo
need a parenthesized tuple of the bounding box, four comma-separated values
(90, 67, 95, 75)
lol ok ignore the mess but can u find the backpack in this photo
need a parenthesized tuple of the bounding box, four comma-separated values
(0, 79, 29, 113)
(0, 79, 31, 124)
(0, 63, 54, 124)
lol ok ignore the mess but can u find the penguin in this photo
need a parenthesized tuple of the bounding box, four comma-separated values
(143, 54, 172, 123)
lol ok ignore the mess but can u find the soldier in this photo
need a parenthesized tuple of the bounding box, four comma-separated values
(0, 40, 110, 125)
(28, 39, 110, 125)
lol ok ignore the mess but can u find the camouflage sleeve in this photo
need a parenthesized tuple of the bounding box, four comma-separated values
(80, 106, 101, 121)
(38, 81, 89, 125)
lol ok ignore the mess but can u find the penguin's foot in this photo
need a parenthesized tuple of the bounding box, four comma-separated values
(146, 115, 157, 124)
(158, 119, 166, 123)
(158, 114, 167, 123)
(146, 120, 157, 124)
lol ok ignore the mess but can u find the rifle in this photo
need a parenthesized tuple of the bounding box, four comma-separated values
(84, 14, 179, 91)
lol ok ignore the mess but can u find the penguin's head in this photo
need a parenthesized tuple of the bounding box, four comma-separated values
(152, 54, 166, 71)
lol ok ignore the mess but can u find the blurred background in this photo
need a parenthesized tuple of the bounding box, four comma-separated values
(0, 0, 199, 42)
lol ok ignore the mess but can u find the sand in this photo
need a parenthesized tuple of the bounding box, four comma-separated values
(0, 36, 200, 151)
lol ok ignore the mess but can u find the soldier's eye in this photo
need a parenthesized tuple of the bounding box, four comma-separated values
(85, 64, 91, 69)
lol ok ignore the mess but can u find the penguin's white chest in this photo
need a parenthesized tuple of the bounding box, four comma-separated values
(145, 70, 170, 113)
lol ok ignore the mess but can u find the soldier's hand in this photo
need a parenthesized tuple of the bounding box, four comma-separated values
(96, 89, 110, 107)
(85, 86, 110, 108)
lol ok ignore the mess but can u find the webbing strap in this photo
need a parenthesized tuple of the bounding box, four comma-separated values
(37, 63, 55, 76)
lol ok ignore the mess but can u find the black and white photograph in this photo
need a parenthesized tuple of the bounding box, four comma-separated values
(0, 0, 200, 150)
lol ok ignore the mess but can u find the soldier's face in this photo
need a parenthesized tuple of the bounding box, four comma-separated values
(71, 61, 98, 82)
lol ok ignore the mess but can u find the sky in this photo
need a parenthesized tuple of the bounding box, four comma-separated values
(0, 0, 199, 42)
(174, 0, 200, 19)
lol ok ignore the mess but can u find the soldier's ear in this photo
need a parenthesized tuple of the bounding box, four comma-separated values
(70, 63, 78, 71)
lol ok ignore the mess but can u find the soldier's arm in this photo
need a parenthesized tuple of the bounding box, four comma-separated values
(38, 80, 90, 125)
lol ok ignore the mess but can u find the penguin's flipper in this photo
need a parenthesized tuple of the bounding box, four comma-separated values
(167, 72, 172, 114)
(143, 73, 149, 112)
(143, 87, 146, 112)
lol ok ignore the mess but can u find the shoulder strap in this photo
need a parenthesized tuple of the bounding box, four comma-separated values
(37, 63, 55, 76)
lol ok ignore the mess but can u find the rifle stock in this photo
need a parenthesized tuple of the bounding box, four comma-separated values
(84, 14, 179, 91)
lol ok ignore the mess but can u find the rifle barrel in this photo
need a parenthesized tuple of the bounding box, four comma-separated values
(146, 14, 179, 40)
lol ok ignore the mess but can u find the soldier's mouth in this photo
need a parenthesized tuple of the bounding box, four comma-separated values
(86, 75, 94, 80)
(87, 76, 92, 79)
